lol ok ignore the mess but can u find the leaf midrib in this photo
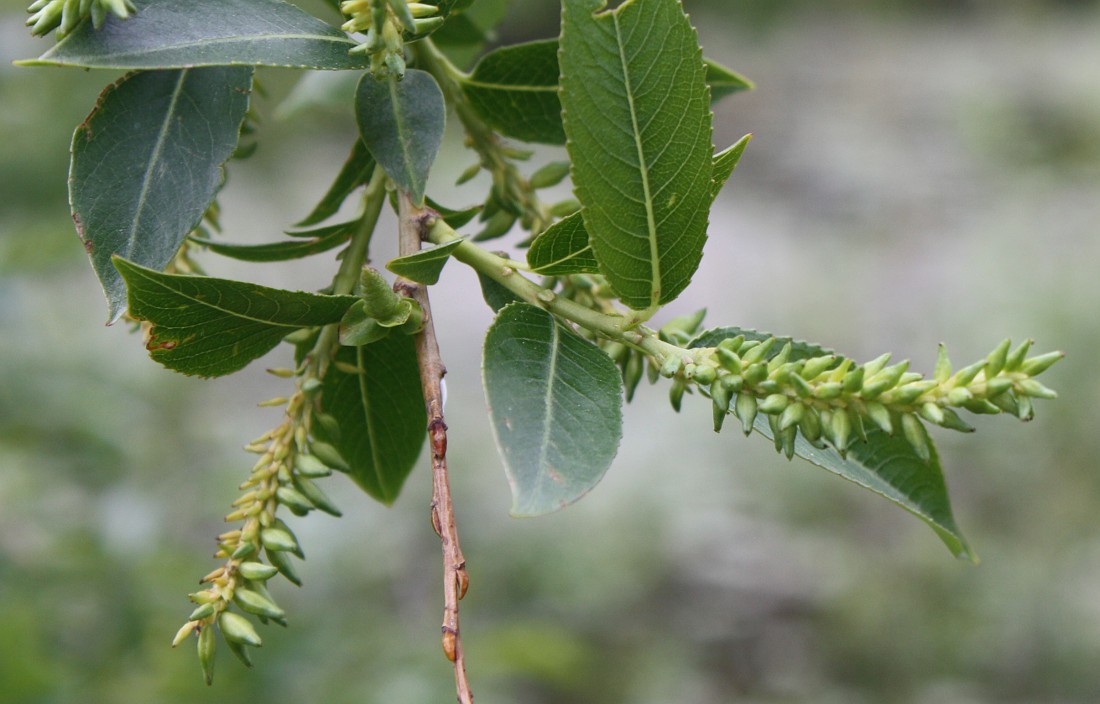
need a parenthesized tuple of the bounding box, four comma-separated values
(612, 11, 660, 308)
(356, 346, 390, 502)
(534, 319, 562, 483)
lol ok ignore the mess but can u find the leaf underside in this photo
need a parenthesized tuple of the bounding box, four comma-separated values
(115, 258, 357, 378)
(22, 0, 368, 70)
(560, 0, 714, 309)
(386, 238, 465, 285)
(71, 66, 253, 321)
(315, 337, 427, 505)
(483, 303, 624, 516)
(526, 212, 599, 275)
(193, 221, 355, 262)
(689, 327, 974, 561)
(296, 139, 376, 227)
(355, 69, 446, 204)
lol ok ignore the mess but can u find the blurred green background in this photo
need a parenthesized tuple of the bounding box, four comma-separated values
(2, 1, 1099, 702)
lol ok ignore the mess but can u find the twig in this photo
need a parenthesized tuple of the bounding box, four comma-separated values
(396, 191, 473, 704)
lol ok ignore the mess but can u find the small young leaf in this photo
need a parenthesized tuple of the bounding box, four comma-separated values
(20, 0, 369, 70)
(477, 273, 523, 313)
(192, 222, 355, 262)
(313, 337, 427, 505)
(386, 239, 465, 285)
(526, 212, 599, 275)
(295, 140, 376, 227)
(704, 57, 755, 101)
(72, 67, 252, 321)
(689, 327, 974, 561)
(114, 258, 357, 377)
(560, 0, 713, 309)
(711, 134, 752, 201)
(462, 39, 566, 145)
(355, 69, 446, 204)
(483, 303, 624, 516)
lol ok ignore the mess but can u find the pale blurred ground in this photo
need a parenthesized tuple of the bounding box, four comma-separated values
(1, 1, 1099, 702)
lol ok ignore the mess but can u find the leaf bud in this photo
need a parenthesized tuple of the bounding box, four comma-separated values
(529, 161, 572, 190)
(219, 612, 263, 648)
(901, 414, 931, 461)
(1020, 350, 1064, 377)
(234, 588, 285, 620)
(198, 623, 216, 685)
(265, 548, 302, 586)
(758, 393, 789, 415)
(1017, 379, 1058, 399)
(237, 561, 279, 581)
(734, 393, 758, 436)
(778, 401, 805, 431)
(716, 347, 742, 372)
(984, 338, 1012, 379)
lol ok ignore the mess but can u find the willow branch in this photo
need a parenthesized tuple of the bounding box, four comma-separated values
(396, 192, 473, 704)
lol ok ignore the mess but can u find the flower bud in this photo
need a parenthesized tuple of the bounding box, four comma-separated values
(412, 16, 445, 34)
(946, 387, 973, 406)
(189, 602, 217, 621)
(623, 352, 645, 402)
(778, 401, 804, 431)
(799, 406, 823, 446)
(716, 347, 742, 372)
(1004, 339, 1032, 372)
(790, 373, 813, 398)
(758, 394, 789, 415)
(172, 621, 195, 648)
(692, 364, 716, 386)
(984, 338, 1012, 379)
(219, 612, 263, 648)
(766, 343, 792, 374)
(668, 378, 687, 413)
(735, 393, 758, 436)
(813, 382, 842, 401)
(862, 353, 892, 379)
(231, 541, 257, 561)
(455, 162, 481, 185)
(962, 398, 1002, 415)
(225, 638, 253, 668)
(740, 337, 775, 365)
(842, 366, 865, 394)
(901, 414, 930, 461)
(549, 199, 582, 217)
(260, 528, 299, 554)
(743, 363, 768, 385)
(933, 344, 952, 383)
(237, 561, 279, 581)
(294, 476, 342, 517)
(984, 377, 1013, 398)
(198, 623, 216, 685)
(529, 161, 571, 190)
(309, 442, 350, 472)
(919, 402, 945, 426)
(800, 355, 836, 381)
(276, 486, 314, 515)
(659, 354, 683, 379)
(718, 335, 745, 353)
(864, 401, 893, 434)
(952, 360, 985, 387)
(1017, 379, 1057, 399)
(1015, 394, 1034, 421)
(1020, 350, 1063, 377)
(828, 409, 852, 455)
(235, 588, 285, 620)
(295, 453, 333, 478)
(938, 407, 975, 432)
(265, 548, 302, 587)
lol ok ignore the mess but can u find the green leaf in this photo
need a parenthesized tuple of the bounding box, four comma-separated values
(296, 140, 376, 227)
(560, 0, 713, 310)
(711, 134, 751, 200)
(20, 0, 368, 70)
(71, 67, 252, 322)
(461, 37, 747, 148)
(355, 69, 446, 205)
(426, 198, 482, 229)
(463, 39, 566, 145)
(386, 239, 465, 285)
(705, 57, 755, 101)
(192, 222, 355, 262)
(114, 257, 357, 377)
(526, 212, 599, 275)
(314, 337, 427, 505)
(477, 272, 522, 313)
(689, 327, 975, 561)
(483, 303, 624, 516)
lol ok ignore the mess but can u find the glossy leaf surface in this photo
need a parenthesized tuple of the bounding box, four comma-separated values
(483, 303, 623, 516)
(71, 67, 252, 321)
(560, 0, 713, 309)
(314, 337, 427, 504)
(115, 258, 357, 377)
(386, 239, 465, 285)
(355, 69, 445, 204)
(526, 212, 599, 275)
(463, 39, 565, 145)
(22, 0, 368, 70)
(689, 327, 974, 561)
